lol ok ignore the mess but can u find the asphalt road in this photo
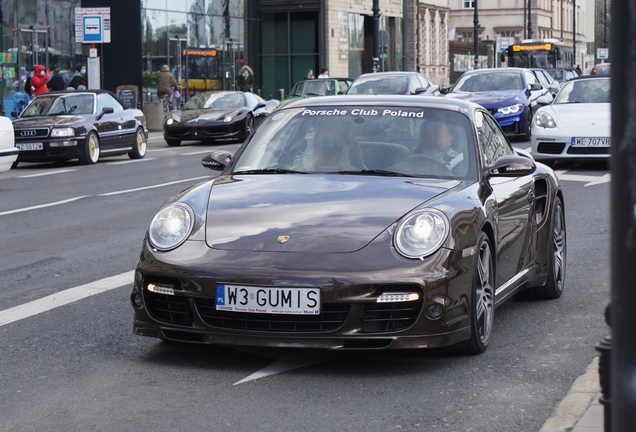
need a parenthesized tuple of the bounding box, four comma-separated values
(0, 133, 611, 432)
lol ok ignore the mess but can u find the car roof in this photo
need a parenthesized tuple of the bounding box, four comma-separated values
(281, 94, 477, 111)
(566, 75, 610, 82)
(356, 71, 419, 78)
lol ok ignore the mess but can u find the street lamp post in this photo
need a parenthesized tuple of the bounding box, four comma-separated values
(527, 0, 533, 39)
(604, 0, 608, 47)
(373, 0, 380, 72)
(573, 0, 576, 67)
(473, 0, 479, 69)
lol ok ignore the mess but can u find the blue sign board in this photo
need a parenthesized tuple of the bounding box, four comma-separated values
(83, 15, 103, 43)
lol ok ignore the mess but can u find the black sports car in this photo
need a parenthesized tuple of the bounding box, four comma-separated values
(163, 91, 279, 147)
(12, 90, 147, 167)
(132, 95, 566, 354)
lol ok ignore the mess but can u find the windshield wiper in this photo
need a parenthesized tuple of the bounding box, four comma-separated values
(337, 169, 410, 177)
(233, 168, 306, 174)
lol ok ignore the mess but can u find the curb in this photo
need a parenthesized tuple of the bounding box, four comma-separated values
(539, 357, 601, 432)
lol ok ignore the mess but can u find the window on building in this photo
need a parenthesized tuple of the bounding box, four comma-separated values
(463, 0, 475, 8)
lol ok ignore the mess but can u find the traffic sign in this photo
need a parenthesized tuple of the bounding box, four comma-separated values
(75, 7, 111, 44)
(597, 48, 608, 60)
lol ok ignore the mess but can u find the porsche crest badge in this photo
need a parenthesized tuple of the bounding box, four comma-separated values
(277, 235, 290, 244)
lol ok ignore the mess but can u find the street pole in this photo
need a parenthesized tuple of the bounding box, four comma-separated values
(403, 0, 408, 71)
(527, 0, 532, 39)
(608, 0, 636, 428)
(373, 0, 380, 72)
(473, 0, 479, 69)
(572, 0, 576, 67)
(603, 0, 607, 48)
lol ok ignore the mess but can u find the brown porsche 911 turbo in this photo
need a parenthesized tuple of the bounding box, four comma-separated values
(131, 95, 566, 354)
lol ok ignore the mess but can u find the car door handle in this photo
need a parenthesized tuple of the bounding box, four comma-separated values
(527, 190, 535, 202)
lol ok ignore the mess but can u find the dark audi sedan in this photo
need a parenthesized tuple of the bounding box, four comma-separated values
(163, 91, 279, 147)
(12, 90, 147, 167)
(132, 95, 566, 354)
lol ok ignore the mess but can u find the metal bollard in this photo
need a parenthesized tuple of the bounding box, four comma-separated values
(595, 304, 611, 431)
(278, 88, 285, 100)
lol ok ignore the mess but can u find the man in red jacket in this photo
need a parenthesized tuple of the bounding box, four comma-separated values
(30, 64, 50, 96)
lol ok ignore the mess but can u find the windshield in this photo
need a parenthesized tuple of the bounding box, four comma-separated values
(347, 76, 408, 94)
(453, 72, 525, 93)
(183, 91, 246, 110)
(554, 79, 610, 104)
(290, 80, 337, 97)
(233, 106, 477, 180)
(21, 94, 94, 117)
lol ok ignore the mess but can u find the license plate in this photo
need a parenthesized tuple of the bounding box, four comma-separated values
(571, 137, 610, 147)
(216, 284, 321, 315)
(16, 142, 43, 151)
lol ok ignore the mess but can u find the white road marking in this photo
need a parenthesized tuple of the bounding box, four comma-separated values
(234, 359, 323, 385)
(146, 148, 176, 153)
(18, 169, 76, 178)
(555, 170, 611, 186)
(1, 177, 209, 216)
(181, 149, 216, 156)
(0, 271, 134, 327)
(0, 196, 88, 216)
(98, 176, 209, 196)
(105, 158, 156, 165)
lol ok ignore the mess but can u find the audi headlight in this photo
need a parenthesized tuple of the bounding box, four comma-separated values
(497, 104, 523, 115)
(51, 128, 75, 137)
(535, 111, 557, 128)
(394, 209, 449, 259)
(148, 203, 194, 251)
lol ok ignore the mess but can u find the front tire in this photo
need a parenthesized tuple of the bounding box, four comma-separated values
(245, 114, 255, 138)
(166, 139, 181, 147)
(461, 232, 495, 355)
(523, 108, 533, 141)
(129, 128, 147, 159)
(80, 132, 100, 165)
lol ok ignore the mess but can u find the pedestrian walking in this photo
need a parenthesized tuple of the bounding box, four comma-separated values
(304, 69, 315, 80)
(317, 67, 329, 78)
(237, 65, 254, 92)
(30, 65, 50, 96)
(69, 64, 86, 90)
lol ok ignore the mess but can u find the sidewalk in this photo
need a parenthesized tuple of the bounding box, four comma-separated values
(539, 357, 604, 432)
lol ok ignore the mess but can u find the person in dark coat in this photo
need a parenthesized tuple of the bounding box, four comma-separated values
(69, 64, 86, 90)
(237, 65, 254, 92)
(48, 68, 66, 91)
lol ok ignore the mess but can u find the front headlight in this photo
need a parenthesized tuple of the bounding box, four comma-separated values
(223, 115, 233, 123)
(166, 118, 174, 125)
(394, 209, 449, 259)
(535, 111, 557, 128)
(51, 128, 75, 137)
(497, 104, 523, 115)
(148, 203, 194, 251)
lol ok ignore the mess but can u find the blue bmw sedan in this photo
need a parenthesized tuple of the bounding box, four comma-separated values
(443, 68, 552, 140)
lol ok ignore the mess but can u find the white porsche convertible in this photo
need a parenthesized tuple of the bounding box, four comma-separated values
(0, 115, 17, 174)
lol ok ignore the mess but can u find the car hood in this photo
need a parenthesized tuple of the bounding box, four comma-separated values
(205, 175, 461, 253)
(180, 108, 245, 123)
(13, 116, 85, 127)
(446, 91, 525, 108)
(550, 103, 610, 125)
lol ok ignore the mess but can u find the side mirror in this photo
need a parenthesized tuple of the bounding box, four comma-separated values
(97, 106, 114, 120)
(487, 154, 536, 177)
(414, 87, 428, 95)
(529, 83, 543, 91)
(202, 150, 232, 171)
(536, 93, 553, 105)
(440, 86, 451, 95)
